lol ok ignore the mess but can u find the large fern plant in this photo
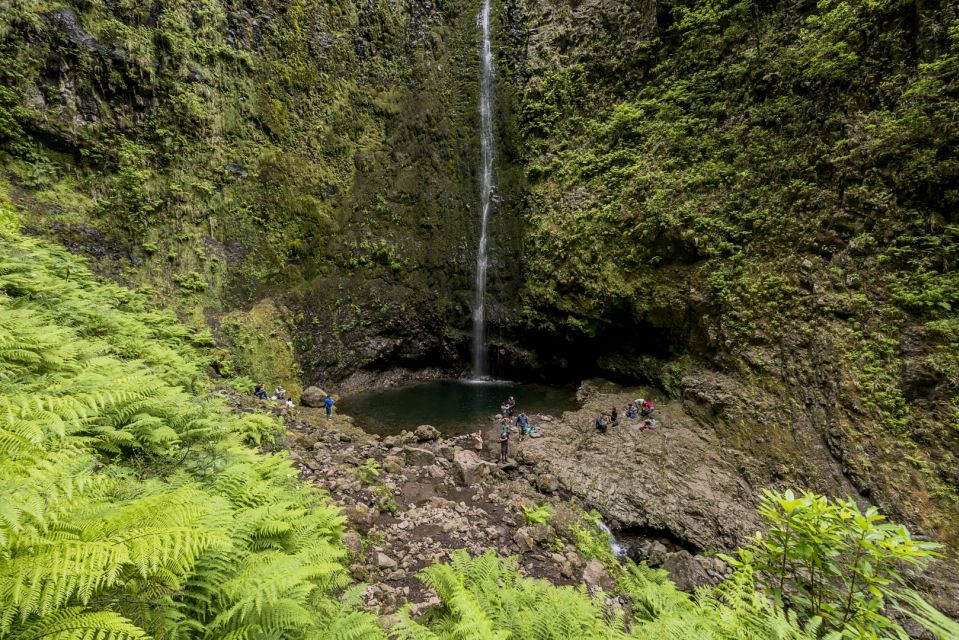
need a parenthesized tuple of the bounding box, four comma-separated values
(0, 228, 384, 640)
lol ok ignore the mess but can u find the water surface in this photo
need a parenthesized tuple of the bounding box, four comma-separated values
(340, 380, 578, 436)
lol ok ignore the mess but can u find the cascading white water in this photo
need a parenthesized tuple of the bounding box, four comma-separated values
(471, 0, 495, 379)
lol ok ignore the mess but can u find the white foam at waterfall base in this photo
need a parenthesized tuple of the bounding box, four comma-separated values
(471, 0, 495, 379)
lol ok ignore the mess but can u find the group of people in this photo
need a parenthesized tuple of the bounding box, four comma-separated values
(253, 383, 335, 418)
(497, 396, 537, 463)
(254, 383, 286, 401)
(594, 398, 657, 434)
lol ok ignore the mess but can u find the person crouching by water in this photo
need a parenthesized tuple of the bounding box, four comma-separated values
(499, 426, 510, 463)
(594, 414, 607, 434)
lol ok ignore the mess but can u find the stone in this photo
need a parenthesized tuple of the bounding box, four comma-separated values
(382, 455, 404, 474)
(438, 444, 456, 461)
(527, 523, 553, 544)
(345, 503, 376, 532)
(646, 541, 668, 567)
(662, 550, 713, 591)
(453, 449, 493, 485)
(300, 386, 329, 407)
(513, 528, 535, 551)
(376, 552, 398, 569)
(415, 425, 441, 442)
(342, 531, 363, 560)
(536, 473, 559, 493)
(403, 446, 436, 466)
(582, 558, 615, 592)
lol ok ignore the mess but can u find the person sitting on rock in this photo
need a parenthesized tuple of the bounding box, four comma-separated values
(274, 386, 286, 401)
(626, 403, 638, 419)
(639, 418, 656, 430)
(610, 406, 619, 428)
(641, 399, 655, 417)
(594, 414, 607, 434)
(254, 383, 268, 400)
(499, 428, 510, 463)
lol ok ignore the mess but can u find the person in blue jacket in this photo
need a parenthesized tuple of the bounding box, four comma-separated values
(324, 394, 334, 420)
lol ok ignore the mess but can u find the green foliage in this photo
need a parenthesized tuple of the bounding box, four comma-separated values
(354, 458, 382, 485)
(520, 503, 555, 526)
(726, 490, 941, 638)
(0, 228, 384, 640)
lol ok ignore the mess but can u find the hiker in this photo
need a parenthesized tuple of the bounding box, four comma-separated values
(274, 386, 286, 401)
(594, 414, 607, 434)
(517, 413, 531, 440)
(500, 417, 511, 435)
(610, 406, 619, 428)
(472, 430, 484, 452)
(499, 427, 510, 463)
(324, 394, 335, 420)
(505, 395, 516, 417)
(254, 383, 268, 400)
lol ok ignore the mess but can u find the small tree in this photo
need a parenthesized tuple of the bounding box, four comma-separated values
(726, 490, 941, 638)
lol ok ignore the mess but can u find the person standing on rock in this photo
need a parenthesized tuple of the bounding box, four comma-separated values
(324, 394, 334, 420)
(499, 426, 510, 463)
(610, 406, 618, 428)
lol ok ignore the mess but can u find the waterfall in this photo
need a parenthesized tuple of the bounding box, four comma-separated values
(471, 0, 495, 379)
(597, 520, 628, 559)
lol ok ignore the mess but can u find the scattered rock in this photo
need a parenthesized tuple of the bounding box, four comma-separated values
(415, 425, 441, 442)
(376, 552, 398, 569)
(382, 455, 404, 474)
(535, 473, 559, 493)
(513, 528, 535, 551)
(342, 531, 363, 560)
(582, 558, 615, 591)
(403, 447, 436, 466)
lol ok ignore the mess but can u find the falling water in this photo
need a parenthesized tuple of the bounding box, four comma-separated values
(597, 520, 628, 559)
(471, 0, 495, 379)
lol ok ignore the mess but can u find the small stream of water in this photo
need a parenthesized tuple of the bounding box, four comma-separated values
(471, 0, 496, 378)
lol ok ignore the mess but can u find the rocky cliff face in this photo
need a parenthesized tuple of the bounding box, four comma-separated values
(1, 0, 496, 382)
(498, 0, 959, 552)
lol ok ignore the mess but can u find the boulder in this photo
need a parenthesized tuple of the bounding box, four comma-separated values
(582, 558, 616, 591)
(342, 531, 363, 560)
(382, 455, 404, 474)
(403, 446, 436, 466)
(376, 552, 398, 569)
(301, 386, 328, 407)
(452, 449, 492, 485)
(646, 541, 668, 567)
(662, 550, 713, 591)
(513, 528, 535, 551)
(415, 425, 441, 442)
(535, 473, 560, 493)
(344, 503, 376, 532)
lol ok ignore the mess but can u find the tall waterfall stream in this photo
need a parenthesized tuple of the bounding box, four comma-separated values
(471, 0, 495, 379)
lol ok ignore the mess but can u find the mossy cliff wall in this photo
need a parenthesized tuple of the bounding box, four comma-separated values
(0, 0, 495, 382)
(498, 0, 959, 548)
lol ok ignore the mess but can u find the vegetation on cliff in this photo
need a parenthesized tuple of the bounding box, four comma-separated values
(511, 0, 959, 546)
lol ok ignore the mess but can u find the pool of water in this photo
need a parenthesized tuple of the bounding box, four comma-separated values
(339, 379, 579, 436)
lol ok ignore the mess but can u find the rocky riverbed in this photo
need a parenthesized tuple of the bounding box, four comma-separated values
(235, 377, 959, 620)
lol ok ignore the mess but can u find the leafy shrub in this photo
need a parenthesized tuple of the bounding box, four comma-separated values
(521, 503, 555, 525)
(725, 489, 941, 638)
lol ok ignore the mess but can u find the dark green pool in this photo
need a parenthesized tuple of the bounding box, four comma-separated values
(340, 380, 579, 436)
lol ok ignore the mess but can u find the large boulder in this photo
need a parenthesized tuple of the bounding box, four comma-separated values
(301, 386, 328, 407)
(582, 558, 616, 592)
(452, 449, 493, 485)
(662, 550, 714, 591)
(414, 425, 441, 442)
(403, 447, 436, 466)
